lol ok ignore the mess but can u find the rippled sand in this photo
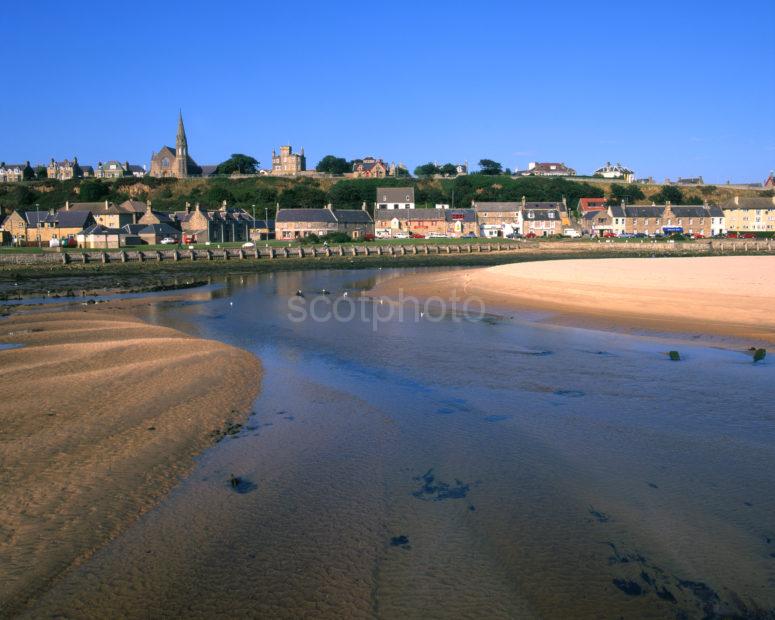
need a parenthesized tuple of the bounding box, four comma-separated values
(0, 306, 261, 615)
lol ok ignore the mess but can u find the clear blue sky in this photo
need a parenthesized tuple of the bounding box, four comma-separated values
(2, 1, 773, 183)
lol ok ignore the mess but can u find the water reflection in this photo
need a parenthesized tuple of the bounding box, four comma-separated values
(24, 268, 775, 619)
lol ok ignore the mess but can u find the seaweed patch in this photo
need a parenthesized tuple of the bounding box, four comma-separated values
(412, 469, 471, 501)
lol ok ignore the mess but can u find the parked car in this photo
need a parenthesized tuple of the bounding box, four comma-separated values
(393, 231, 410, 239)
(160, 237, 177, 244)
(562, 228, 581, 238)
(602, 231, 617, 238)
(505, 232, 522, 239)
(692, 233, 705, 239)
(634, 233, 648, 238)
(525, 232, 537, 239)
(242, 241, 256, 248)
(428, 232, 448, 238)
(363, 233, 375, 241)
(410, 233, 425, 239)
(465, 232, 478, 238)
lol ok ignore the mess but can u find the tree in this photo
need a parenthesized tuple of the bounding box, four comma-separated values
(316, 155, 351, 175)
(206, 185, 235, 205)
(608, 183, 645, 205)
(414, 162, 440, 178)
(34, 165, 47, 179)
(279, 183, 327, 209)
(478, 159, 503, 175)
(21, 162, 35, 181)
(78, 180, 109, 201)
(395, 165, 410, 177)
(439, 163, 458, 177)
(649, 185, 684, 204)
(214, 154, 259, 175)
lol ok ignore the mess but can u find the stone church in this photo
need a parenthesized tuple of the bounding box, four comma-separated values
(150, 112, 202, 178)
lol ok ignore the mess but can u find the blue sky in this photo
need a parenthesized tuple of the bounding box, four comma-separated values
(1, 1, 773, 183)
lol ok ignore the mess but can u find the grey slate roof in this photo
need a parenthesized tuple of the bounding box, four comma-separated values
(522, 209, 560, 221)
(444, 208, 476, 222)
(721, 197, 775, 210)
(55, 211, 94, 228)
(670, 205, 713, 217)
(23, 210, 50, 226)
(334, 209, 373, 224)
(80, 224, 121, 235)
(472, 201, 521, 212)
(139, 223, 180, 236)
(624, 206, 665, 218)
(276, 209, 337, 223)
(376, 187, 415, 204)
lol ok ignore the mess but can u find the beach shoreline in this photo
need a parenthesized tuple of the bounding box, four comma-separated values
(0, 299, 262, 614)
(370, 256, 775, 347)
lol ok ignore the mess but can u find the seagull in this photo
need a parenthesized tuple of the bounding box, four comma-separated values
(296, 290, 304, 297)
(343, 291, 349, 297)
(229, 301, 234, 307)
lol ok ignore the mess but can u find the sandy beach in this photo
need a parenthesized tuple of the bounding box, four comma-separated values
(0, 302, 261, 614)
(372, 256, 775, 344)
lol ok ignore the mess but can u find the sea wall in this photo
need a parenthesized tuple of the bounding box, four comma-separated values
(0, 238, 773, 266)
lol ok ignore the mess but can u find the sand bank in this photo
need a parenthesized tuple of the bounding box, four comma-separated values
(372, 256, 775, 344)
(0, 303, 261, 613)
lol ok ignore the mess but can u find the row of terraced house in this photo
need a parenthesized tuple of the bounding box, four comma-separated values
(1, 200, 272, 248)
(578, 195, 775, 237)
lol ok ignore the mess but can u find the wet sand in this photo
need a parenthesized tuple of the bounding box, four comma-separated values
(0, 302, 261, 615)
(371, 256, 775, 345)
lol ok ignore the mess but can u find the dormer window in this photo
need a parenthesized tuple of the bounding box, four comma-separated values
(548, 212, 555, 218)
(527, 212, 535, 219)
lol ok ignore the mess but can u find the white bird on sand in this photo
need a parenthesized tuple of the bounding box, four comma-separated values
(344, 291, 349, 297)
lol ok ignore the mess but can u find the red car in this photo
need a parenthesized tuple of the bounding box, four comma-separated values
(693, 233, 705, 239)
(363, 233, 375, 241)
(602, 231, 617, 238)
(525, 232, 537, 238)
(410, 233, 425, 239)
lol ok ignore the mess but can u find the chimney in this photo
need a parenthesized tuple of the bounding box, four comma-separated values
(521, 195, 526, 207)
(326, 203, 333, 211)
(734, 195, 740, 206)
(666, 200, 671, 207)
(104, 200, 110, 211)
(195, 202, 202, 211)
(361, 201, 367, 211)
(221, 200, 227, 211)
(65, 200, 70, 210)
(562, 195, 567, 207)
(185, 201, 191, 214)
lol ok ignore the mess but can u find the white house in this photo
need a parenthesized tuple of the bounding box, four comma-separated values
(375, 187, 415, 209)
(594, 162, 635, 182)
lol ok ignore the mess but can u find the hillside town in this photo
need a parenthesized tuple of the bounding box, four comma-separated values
(2, 113, 774, 248)
(2, 185, 774, 249)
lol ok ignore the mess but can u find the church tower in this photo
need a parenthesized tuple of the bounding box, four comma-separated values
(176, 111, 188, 178)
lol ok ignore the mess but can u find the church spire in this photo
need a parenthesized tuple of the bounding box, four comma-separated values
(176, 110, 188, 150)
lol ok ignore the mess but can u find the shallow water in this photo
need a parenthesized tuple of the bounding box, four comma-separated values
(24, 268, 775, 619)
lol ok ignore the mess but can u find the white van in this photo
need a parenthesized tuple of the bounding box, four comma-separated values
(563, 228, 581, 238)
